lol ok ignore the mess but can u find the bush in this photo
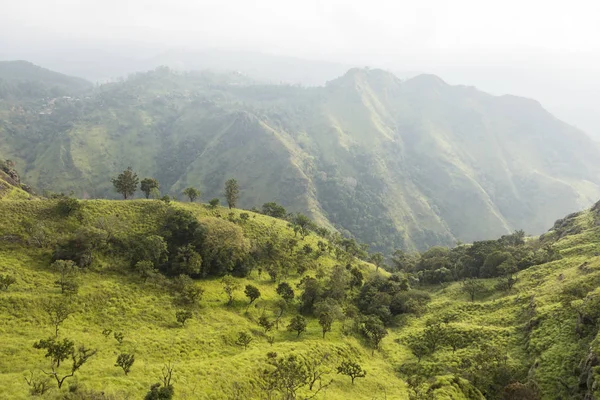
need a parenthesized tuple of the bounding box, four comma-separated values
(390, 290, 431, 315)
(56, 197, 81, 217)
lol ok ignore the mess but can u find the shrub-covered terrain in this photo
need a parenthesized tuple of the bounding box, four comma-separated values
(1, 194, 600, 399)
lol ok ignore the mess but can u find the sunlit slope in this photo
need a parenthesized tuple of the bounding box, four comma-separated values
(2, 66, 600, 251)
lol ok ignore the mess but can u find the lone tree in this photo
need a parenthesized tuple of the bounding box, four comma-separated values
(44, 300, 73, 338)
(287, 315, 307, 338)
(337, 360, 366, 384)
(33, 337, 96, 388)
(176, 310, 193, 326)
(222, 275, 240, 306)
(244, 284, 261, 309)
(318, 312, 334, 338)
(145, 363, 175, 400)
(258, 315, 274, 333)
(224, 178, 240, 209)
(183, 187, 200, 202)
(461, 278, 486, 302)
(236, 331, 253, 350)
(406, 336, 429, 362)
(291, 214, 313, 239)
(111, 167, 139, 199)
(140, 178, 160, 199)
(361, 316, 388, 355)
(52, 260, 78, 295)
(369, 252, 385, 272)
(262, 202, 287, 218)
(115, 353, 135, 375)
(276, 282, 295, 304)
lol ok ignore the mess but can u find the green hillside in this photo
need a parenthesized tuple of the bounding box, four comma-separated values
(2, 193, 600, 399)
(1, 64, 600, 253)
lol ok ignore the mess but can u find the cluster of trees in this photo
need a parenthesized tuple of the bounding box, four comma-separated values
(257, 351, 366, 399)
(392, 230, 561, 285)
(110, 167, 239, 207)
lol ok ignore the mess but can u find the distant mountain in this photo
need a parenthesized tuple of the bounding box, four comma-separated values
(147, 48, 352, 86)
(1, 63, 599, 252)
(0, 60, 91, 97)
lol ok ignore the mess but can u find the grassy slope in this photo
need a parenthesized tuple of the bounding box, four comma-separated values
(387, 206, 600, 398)
(0, 170, 31, 200)
(2, 198, 600, 398)
(0, 199, 408, 400)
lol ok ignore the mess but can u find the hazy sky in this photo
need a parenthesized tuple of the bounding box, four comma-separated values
(3, 0, 600, 136)
(4, 0, 600, 63)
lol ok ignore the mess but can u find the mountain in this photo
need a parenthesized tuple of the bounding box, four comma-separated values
(1, 64, 600, 253)
(0, 60, 91, 98)
(148, 48, 352, 86)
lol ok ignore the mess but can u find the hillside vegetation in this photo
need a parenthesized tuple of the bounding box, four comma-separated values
(2, 189, 600, 399)
(1, 64, 599, 252)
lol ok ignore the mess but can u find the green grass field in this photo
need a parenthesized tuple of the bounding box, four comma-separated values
(1, 198, 600, 399)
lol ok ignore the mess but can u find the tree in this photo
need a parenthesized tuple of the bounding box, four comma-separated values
(406, 336, 428, 362)
(172, 275, 204, 306)
(52, 260, 78, 295)
(318, 312, 334, 338)
(145, 383, 174, 400)
(135, 260, 159, 283)
(444, 327, 466, 353)
(461, 278, 486, 302)
(33, 337, 96, 388)
(176, 310, 193, 326)
(291, 214, 313, 239)
(140, 178, 160, 199)
(145, 362, 175, 400)
(361, 316, 388, 355)
(0, 274, 16, 291)
(244, 284, 261, 309)
(369, 252, 385, 272)
(44, 300, 73, 338)
(260, 353, 310, 399)
(111, 167, 139, 199)
(209, 198, 220, 208)
(236, 331, 253, 350)
(183, 187, 200, 202)
(287, 315, 307, 338)
(276, 282, 295, 303)
(222, 275, 240, 305)
(114, 331, 125, 344)
(262, 202, 287, 218)
(115, 353, 135, 375)
(173, 244, 203, 276)
(224, 178, 240, 209)
(422, 322, 447, 353)
(349, 267, 364, 290)
(337, 360, 366, 384)
(258, 315, 274, 333)
(274, 299, 287, 329)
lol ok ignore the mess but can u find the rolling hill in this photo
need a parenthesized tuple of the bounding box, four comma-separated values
(1, 191, 600, 398)
(1, 63, 599, 252)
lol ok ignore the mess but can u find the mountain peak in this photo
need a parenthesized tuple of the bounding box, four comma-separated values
(327, 67, 401, 89)
(404, 73, 447, 88)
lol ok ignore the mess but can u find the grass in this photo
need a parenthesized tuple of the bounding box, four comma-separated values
(0, 199, 407, 399)
(2, 198, 600, 398)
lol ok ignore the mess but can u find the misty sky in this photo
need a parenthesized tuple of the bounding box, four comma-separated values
(4, 0, 600, 63)
(3, 0, 600, 137)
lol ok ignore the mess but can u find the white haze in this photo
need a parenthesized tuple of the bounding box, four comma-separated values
(2, 0, 600, 136)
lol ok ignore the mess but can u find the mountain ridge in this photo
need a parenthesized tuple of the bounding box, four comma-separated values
(1, 62, 599, 252)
